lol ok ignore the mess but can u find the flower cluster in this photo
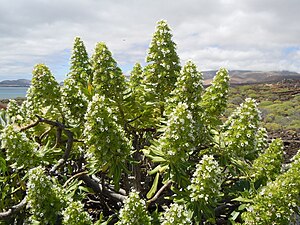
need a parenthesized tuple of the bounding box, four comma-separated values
(27, 167, 67, 224)
(222, 98, 261, 158)
(1, 125, 39, 169)
(187, 155, 222, 218)
(62, 201, 92, 225)
(255, 127, 269, 154)
(242, 150, 300, 224)
(25, 64, 61, 118)
(129, 63, 143, 91)
(117, 190, 151, 225)
(143, 20, 181, 103)
(167, 61, 206, 142)
(83, 94, 131, 186)
(61, 37, 91, 126)
(6, 99, 23, 124)
(69, 37, 91, 81)
(147, 102, 204, 187)
(201, 68, 229, 125)
(170, 60, 203, 112)
(252, 139, 283, 184)
(160, 203, 192, 225)
(91, 42, 126, 104)
(160, 102, 198, 160)
(126, 63, 147, 126)
(62, 77, 89, 125)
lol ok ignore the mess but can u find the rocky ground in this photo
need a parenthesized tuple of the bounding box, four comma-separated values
(269, 129, 300, 163)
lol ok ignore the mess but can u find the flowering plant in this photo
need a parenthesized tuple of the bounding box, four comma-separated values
(0, 20, 298, 225)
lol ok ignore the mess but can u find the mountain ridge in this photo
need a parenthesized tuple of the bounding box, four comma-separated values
(1, 70, 300, 86)
(0, 79, 31, 87)
(202, 70, 300, 85)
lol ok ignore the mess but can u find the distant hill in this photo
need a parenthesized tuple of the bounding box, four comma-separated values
(0, 79, 31, 87)
(203, 70, 300, 85)
(1, 70, 300, 87)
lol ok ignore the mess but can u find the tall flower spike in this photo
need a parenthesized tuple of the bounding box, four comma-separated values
(27, 167, 67, 224)
(160, 102, 198, 159)
(126, 63, 146, 126)
(170, 60, 203, 110)
(61, 37, 91, 126)
(168, 60, 206, 139)
(159, 103, 197, 185)
(128, 63, 145, 108)
(255, 127, 269, 154)
(242, 150, 300, 224)
(222, 98, 261, 159)
(187, 155, 223, 221)
(147, 101, 206, 187)
(83, 94, 131, 189)
(6, 99, 23, 124)
(1, 125, 39, 169)
(143, 20, 181, 114)
(117, 190, 151, 225)
(91, 42, 126, 104)
(251, 139, 283, 184)
(25, 64, 61, 118)
(129, 62, 143, 91)
(69, 37, 92, 83)
(160, 203, 192, 225)
(62, 201, 92, 225)
(201, 68, 229, 126)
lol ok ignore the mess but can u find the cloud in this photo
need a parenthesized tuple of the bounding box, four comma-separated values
(0, 0, 300, 81)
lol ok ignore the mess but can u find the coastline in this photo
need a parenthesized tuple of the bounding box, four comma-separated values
(0, 86, 28, 100)
(0, 97, 26, 105)
(0, 85, 30, 87)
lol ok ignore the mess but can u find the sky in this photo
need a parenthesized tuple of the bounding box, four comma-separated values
(0, 0, 300, 82)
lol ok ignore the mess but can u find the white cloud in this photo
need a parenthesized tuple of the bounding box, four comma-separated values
(0, 0, 300, 81)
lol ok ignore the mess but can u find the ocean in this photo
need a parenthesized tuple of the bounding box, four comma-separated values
(0, 87, 28, 99)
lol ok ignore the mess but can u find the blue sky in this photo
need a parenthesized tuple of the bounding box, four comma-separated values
(0, 0, 300, 82)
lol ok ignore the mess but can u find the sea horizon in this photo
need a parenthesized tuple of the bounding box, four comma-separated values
(0, 86, 28, 99)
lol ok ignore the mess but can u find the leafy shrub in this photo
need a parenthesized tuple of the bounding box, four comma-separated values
(0, 20, 299, 225)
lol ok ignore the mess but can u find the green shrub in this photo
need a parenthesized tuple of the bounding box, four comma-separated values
(0, 20, 299, 225)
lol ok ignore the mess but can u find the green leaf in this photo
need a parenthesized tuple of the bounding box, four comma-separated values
(148, 165, 162, 175)
(147, 172, 160, 199)
(0, 157, 7, 173)
(78, 186, 94, 194)
(148, 155, 166, 163)
(232, 196, 253, 203)
(148, 164, 168, 175)
(238, 203, 247, 211)
(230, 211, 240, 220)
(151, 149, 165, 157)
